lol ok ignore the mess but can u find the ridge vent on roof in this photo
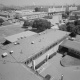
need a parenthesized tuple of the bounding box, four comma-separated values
(31, 41, 35, 44)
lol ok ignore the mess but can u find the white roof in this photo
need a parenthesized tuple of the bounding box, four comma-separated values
(5, 31, 36, 42)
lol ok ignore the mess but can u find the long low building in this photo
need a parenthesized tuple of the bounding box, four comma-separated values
(5, 29, 69, 66)
(16, 11, 48, 20)
(0, 29, 69, 80)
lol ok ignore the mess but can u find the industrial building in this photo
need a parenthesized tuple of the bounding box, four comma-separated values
(58, 39, 80, 57)
(48, 6, 77, 13)
(15, 11, 48, 20)
(0, 29, 69, 80)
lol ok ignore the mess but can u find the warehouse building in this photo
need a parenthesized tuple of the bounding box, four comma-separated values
(58, 39, 80, 58)
(5, 29, 69, 67)
(15, 11, 48, 20)
(0, 29, 69, 80)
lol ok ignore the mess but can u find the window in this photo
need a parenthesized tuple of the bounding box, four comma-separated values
(35, 54, 38, 59)
(30, 58, 32, 62)
(27, 60, 30, 64)
(40, 52, 43, 55)
(38, 52, 42, 56)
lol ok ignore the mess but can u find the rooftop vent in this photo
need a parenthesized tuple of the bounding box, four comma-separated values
(1, 52, 8, 58)
(14, 42, 18, 45)
(14, 41, 19, 45)
(31, 41, 34, 44)
(10, 51, 13, 54)
(39, 39, 41, 42)
(21, 36, 23, 39)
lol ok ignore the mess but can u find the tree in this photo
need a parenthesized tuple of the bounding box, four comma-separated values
(14, 13, 22, 19)
(0, 18, 4, 26)
(75, 25, 80, 34)
(74, 20, 80, 26)
(22, 20, 33, 28)
(66, 22, 75, 32)
(32, 19, 51, 32)
(69, 32, 76, 37)
(74, 14, 78, 20)
(35, 7, 39, 12)
(59, 24, 67, 31)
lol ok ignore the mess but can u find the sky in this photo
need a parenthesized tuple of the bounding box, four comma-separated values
(0, 0, 80, 6)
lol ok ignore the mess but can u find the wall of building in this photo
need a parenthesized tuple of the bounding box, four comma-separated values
(26, 35, 68, 68)
(22, 12, 48, 20)
(48, 7, 66, 13)
(69, 7, 77, 11)
(48, 6, 77, 13)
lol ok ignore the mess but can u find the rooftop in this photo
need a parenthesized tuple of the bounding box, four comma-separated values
(60, 39, 80, 52)
(0, 29, 69, 80)
(0, 53, 41, 80)
(5, 31, 36, 42)
(5, 29, 69, 62)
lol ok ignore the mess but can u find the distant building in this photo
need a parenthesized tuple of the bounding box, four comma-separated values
(47, 13, 62, 25)
(48, 6, 77, 13)
(48, 7, 66, 13)
(15, 10, 48, 20)
(69, 6, 77, 11)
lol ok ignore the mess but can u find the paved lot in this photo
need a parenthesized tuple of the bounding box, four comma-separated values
(40, 53, 80, 80)
(60, 55, 80, 67)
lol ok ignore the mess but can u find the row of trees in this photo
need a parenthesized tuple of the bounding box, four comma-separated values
(0, 18, 4, 26)
(22, 19, 51, 32)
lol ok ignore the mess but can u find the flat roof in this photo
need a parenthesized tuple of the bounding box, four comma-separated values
(0, 54, 41, 80)
(7, 29, 69, 62)
(60, 39, 80, 52)
(5, 31, 36, 42)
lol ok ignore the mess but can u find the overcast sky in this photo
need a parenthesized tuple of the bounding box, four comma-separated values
(0, 0, 80, 6)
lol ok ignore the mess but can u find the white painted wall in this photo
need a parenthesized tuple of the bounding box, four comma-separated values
(28, 42, 62, 67)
